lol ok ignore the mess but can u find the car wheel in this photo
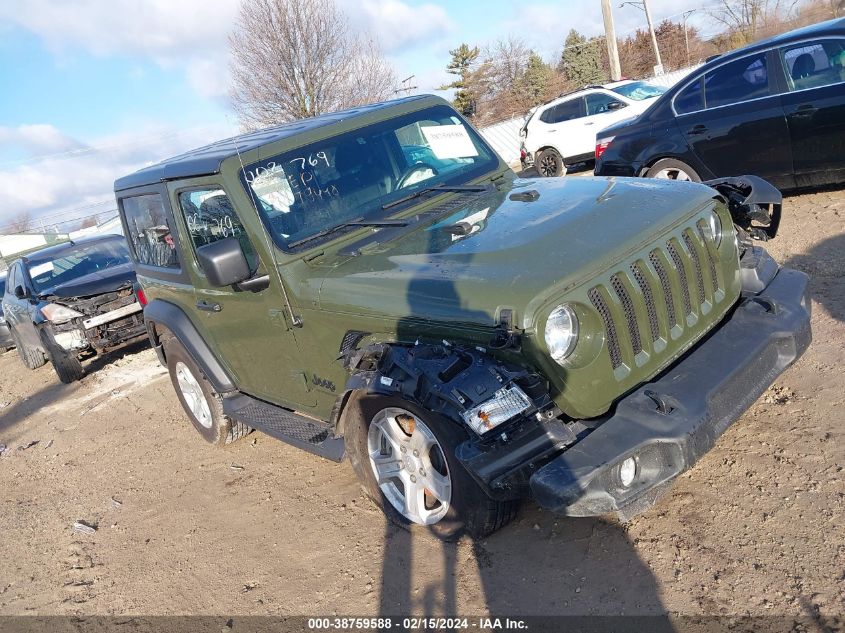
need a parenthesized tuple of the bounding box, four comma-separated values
(39, 328, 85, 384)
(163, 336, 251, 446)
(344, 393, 519, 541)
(11, 327, 47, 370)
(536, 149, 566, 178)
(646, 158, 700, 182)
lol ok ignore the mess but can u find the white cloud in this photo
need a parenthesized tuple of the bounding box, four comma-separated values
(338, 0, 454, 52)
(0, 122, 233, 230)
(0, 0, 238, 104)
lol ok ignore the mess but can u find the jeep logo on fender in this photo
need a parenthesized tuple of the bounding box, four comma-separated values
(312, 375, 336, 392)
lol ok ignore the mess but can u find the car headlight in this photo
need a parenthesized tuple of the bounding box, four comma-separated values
(40, 303, 83, 324)
(544, 304, 579, 364)
(702, 210, 723, 246)
(460, 384, 533, 435)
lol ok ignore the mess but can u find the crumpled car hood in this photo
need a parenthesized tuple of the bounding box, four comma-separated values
(39, 262, 136, 299)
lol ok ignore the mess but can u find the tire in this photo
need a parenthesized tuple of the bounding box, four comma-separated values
(40, 328, 85, 384)
(645, 158, 701, 182)
(163, 336, 251, 446)
(536, 148, 565, 178)
(344, 393, 519, 541)
(11, 327, 47, 370)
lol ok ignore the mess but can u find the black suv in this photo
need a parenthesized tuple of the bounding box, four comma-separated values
(595, 18, 845, 189)
(1, 235, 146, 383)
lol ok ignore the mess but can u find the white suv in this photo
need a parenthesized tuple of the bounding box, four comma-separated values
(519, 80, 666, 177)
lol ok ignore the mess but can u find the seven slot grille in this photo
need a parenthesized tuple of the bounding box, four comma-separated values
(589, 223, 723, 370)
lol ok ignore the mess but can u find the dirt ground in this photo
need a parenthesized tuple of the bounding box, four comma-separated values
(0, 183, 843, 623)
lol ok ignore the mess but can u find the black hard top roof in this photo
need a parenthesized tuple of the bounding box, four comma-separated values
(21, 234, 125, 264)
(114, 95, 433, 192)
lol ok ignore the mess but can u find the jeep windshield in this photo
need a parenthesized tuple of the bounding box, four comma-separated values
(26, 238, 131, 294)
(239, 105, 498, 251)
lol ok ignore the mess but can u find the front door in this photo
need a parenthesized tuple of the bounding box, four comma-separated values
(679, 50, 794, 188)
(170, 182, 315, 408)
(778, 38, 845, 187)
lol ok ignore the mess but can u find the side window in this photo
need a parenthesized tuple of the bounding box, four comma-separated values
(704, 53, 769, 109)
(121, 193, 180, 269)
(550, 98, 585, 123)
(782, 39, 845, 91)
(538, 105, 556, 123)
(178, 188, 258, 271)
(586, 93, 620, 115)
(675, 78, 704, 115)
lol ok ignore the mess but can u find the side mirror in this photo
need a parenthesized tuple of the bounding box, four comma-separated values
(196, 237, 251, 287)
(607, 101, 626, 111)
(14, 285, 29, 300)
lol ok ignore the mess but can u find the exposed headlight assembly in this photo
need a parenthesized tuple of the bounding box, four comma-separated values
(544, 304, 579, 365)
(40, 303, 83, 324)
(460, 384, 532, 435)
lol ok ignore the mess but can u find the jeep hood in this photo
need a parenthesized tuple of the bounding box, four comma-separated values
(38, 262, 136, 299)
(314, 176, 718, 329)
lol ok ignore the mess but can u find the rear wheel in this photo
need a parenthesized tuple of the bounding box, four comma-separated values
(40, 328, 85, 383)
(536, 148, 565, 177)
(646, 158, 700, 182)
(345, 394, 519, 541)
(163, 337, 251, 446)
(11, 327, 47, 370)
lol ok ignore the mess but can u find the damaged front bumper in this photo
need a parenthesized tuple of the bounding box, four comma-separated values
(53, 301, 146, 352)
(529, 266, 811, 520)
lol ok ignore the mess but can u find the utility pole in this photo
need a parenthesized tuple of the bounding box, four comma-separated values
(642, 0, 663, 74)
(621, 0, 663, 74)
(681, 9, 696, 66)
(601, 0, 622, 81)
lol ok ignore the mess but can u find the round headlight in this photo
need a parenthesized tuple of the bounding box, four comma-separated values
(703, 210, 723, 246)
(544, 304, 579, 364)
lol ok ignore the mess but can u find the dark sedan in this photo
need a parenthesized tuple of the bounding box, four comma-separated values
(1, 235, 146, 383)
(595, 17, 845, 190)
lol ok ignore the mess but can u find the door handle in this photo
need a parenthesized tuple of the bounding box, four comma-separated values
(687, 124, 708, 135)
(196, 300, 222, 312)
(792, 104, 817, 117)
(585, 121, 595, 125)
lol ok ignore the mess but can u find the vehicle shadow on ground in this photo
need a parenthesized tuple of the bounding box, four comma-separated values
(0, 339, 151, 440)
(377, 508, 667, 618)
(783, 233, 845, 323)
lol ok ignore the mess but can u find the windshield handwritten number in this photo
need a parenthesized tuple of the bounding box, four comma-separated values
(289, 152, 330, 171)
(244, 161, 282, 185)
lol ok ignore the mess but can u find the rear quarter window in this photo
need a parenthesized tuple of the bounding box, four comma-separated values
(121, 193, 180, 269)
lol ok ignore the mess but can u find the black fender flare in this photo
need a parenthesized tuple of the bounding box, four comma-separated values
(143, 299, 236, 394)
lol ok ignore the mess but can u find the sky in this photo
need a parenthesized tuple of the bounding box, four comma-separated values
(0, 0, 718, 233)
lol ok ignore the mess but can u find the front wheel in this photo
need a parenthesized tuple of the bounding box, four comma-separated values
(344, 394, 519, 541)
(40, 328, 84, 383)
(645, 158, 700, 182)
(12, 327, 47, 370)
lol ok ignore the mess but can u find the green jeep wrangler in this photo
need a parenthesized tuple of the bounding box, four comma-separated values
(114, 95, 811, 540)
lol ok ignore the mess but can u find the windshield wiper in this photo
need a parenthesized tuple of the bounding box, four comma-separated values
(288, 218, 409, 249)
(380, 184, 491, 211)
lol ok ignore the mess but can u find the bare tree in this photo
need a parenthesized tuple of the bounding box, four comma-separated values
(6, 212, 33, 234)
(709, 0, 800, 45)
(229, 0, 398, 128)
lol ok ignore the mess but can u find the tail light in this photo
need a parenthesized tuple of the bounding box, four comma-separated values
(520, 148, 527, 161)
(596, 136, 615, 160)
(136, 288, 148, 307)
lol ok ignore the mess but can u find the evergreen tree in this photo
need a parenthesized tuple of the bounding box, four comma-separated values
(558, 29, 607, 86)
(438, 43, 481, 116)
(520, 51, 555, 106)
